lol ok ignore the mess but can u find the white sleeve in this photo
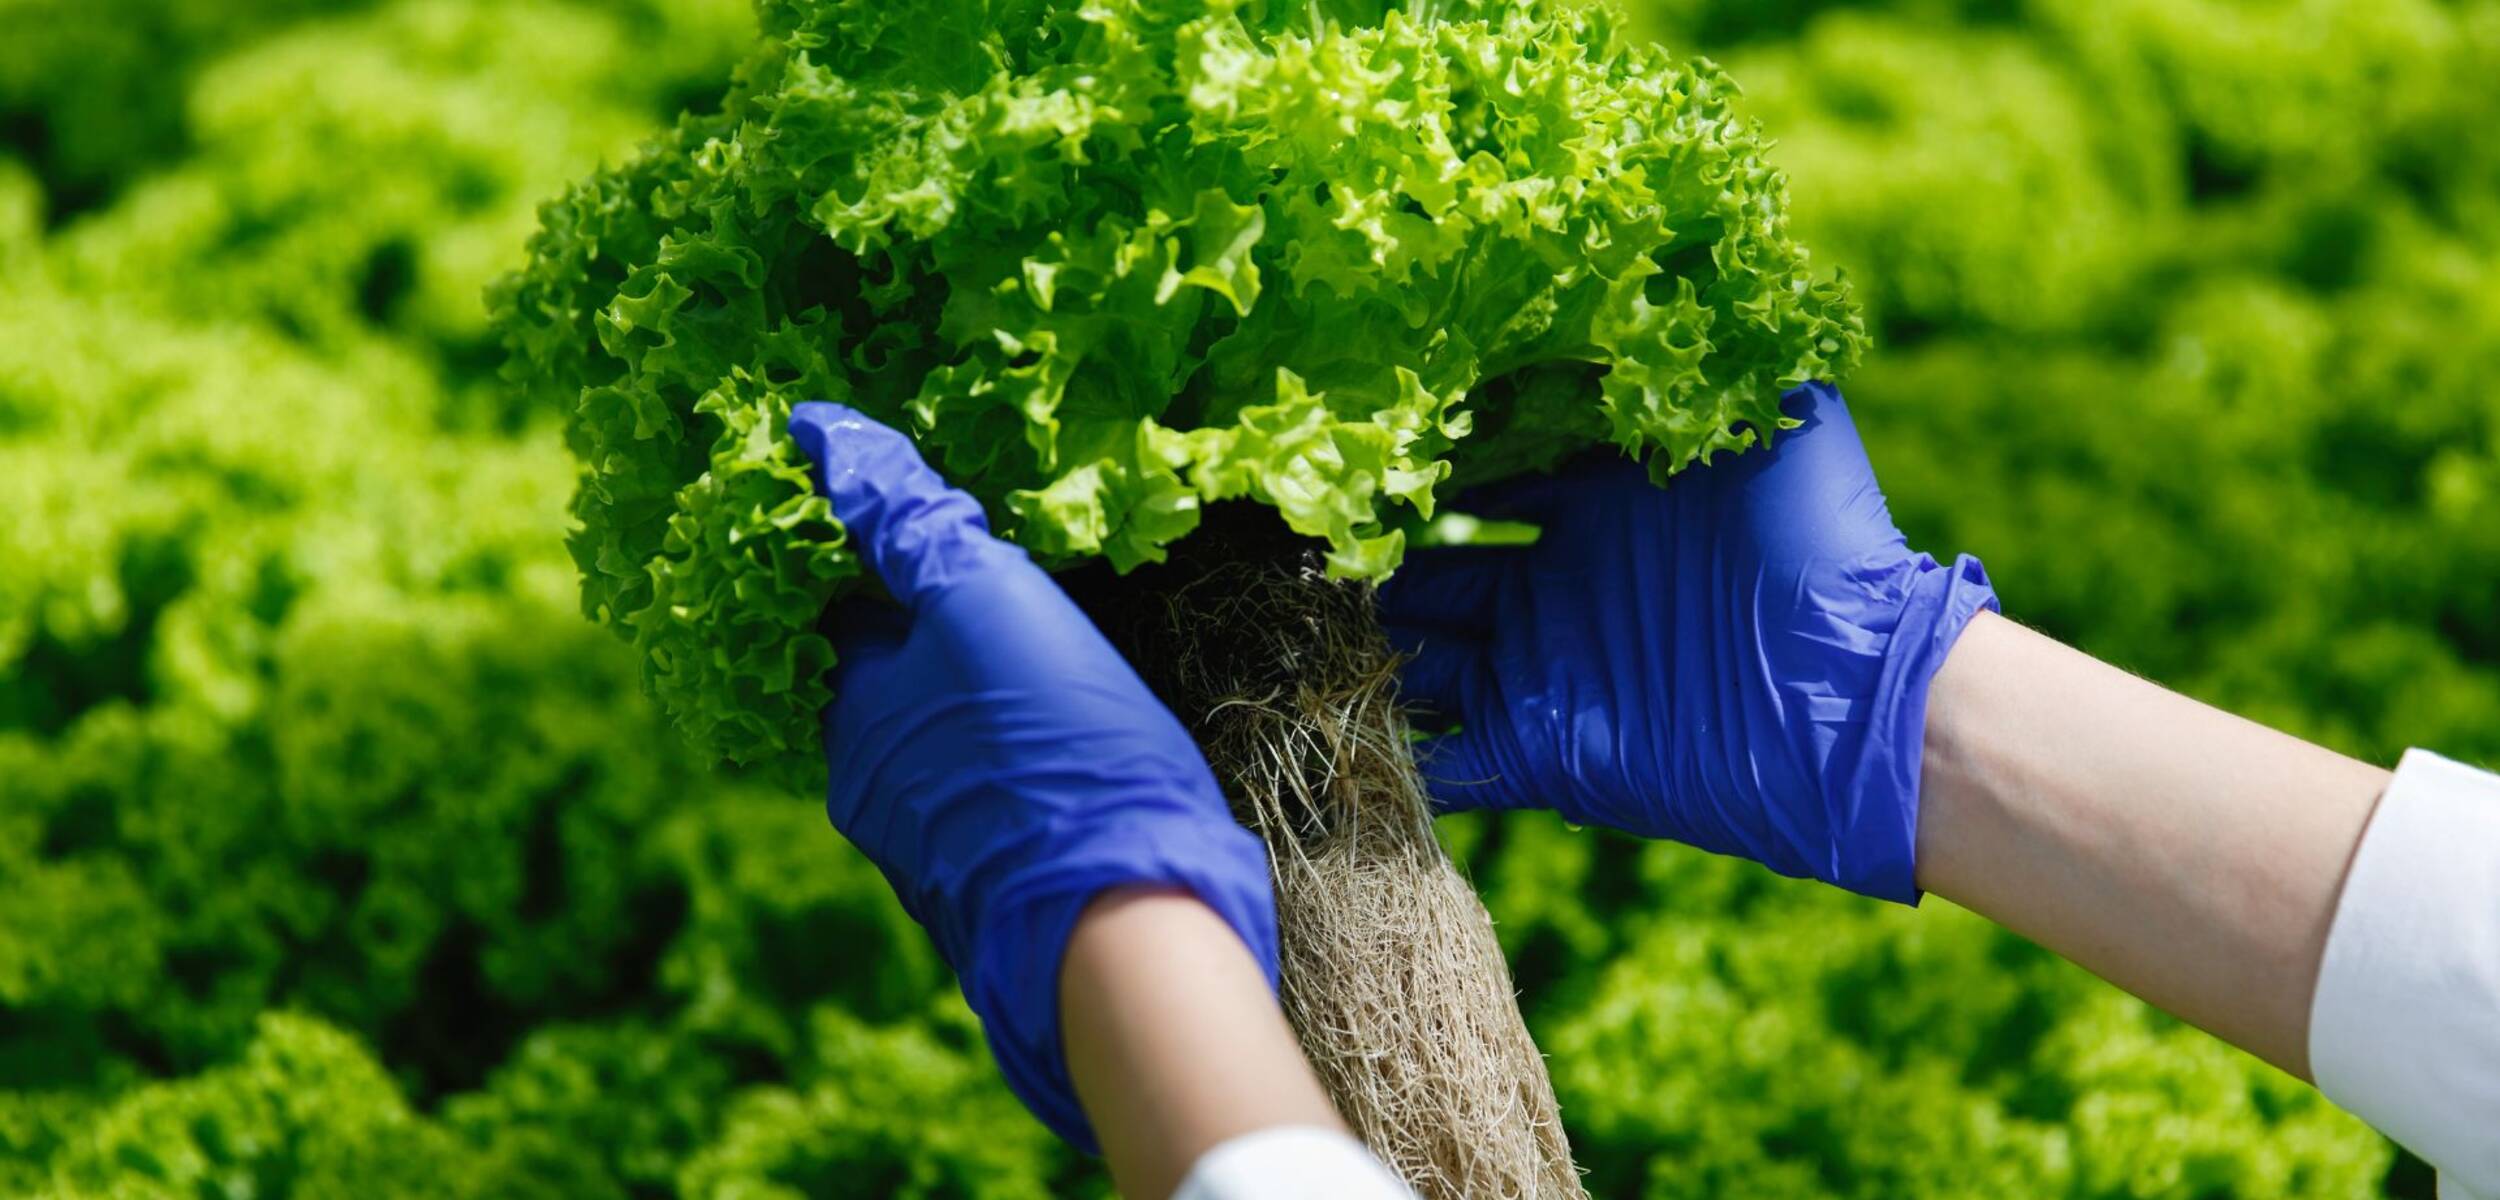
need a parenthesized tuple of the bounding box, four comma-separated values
(2309, 749, 2500, 1200)
(1170, 1126, 1416, 1200)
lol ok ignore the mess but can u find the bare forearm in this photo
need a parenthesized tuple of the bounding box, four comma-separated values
(1061, 888, 1348, 1199)
(1913, 611, 2389, 1080)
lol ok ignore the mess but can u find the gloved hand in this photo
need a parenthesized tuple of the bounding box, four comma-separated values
(1380, 382, 1997, 902)
(788, 402, 1278, 1150)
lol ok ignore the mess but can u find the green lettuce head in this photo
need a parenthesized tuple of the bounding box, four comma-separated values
(494, 0, 1864, 787)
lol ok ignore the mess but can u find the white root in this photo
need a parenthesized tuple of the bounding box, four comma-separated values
(1143, 562, 1584, 1200)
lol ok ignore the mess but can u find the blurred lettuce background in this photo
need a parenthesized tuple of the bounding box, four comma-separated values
(1, 0, 2492, 1195)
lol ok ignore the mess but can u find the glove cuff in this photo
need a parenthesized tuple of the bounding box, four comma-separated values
(1838, 551, 1998, 904)
(958, 810, 1280, 1154)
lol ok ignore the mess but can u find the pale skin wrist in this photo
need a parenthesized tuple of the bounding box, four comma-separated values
(1912, 610, 2390, 1081)
(1060, 887, 1348, 1200)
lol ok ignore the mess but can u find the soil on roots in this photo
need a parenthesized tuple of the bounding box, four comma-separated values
(1064, 505, 1584, 1200)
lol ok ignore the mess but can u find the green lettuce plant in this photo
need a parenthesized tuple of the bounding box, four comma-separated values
(496, 0, 1864, 783)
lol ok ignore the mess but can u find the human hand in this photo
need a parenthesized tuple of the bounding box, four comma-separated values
(788, 402, 1278, 1148)
(1379, 382, 1997, 902)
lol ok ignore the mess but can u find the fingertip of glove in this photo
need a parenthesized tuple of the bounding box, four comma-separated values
(786, 400, 874, 461)
(786, 402, 917, 490)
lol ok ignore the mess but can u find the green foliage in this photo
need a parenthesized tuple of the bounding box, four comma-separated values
(7, 0, 2494, 1194)
(675, 1007, 1077, 1200)
(0, 0, 749, 224)
(0, 0, 366, 214)
(44, 1013, 487, 1198)
(37, 0, 756, 432)
(495, 0, 1864, 782)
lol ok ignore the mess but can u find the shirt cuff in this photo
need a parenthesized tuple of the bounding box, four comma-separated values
(1171, 1126, 1416, 1200)
(2310, 749, 2500, 1200)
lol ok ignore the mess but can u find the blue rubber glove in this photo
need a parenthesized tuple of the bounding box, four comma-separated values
(1380, 382, 1997, 902)
(787, 402, 1279, 1151)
